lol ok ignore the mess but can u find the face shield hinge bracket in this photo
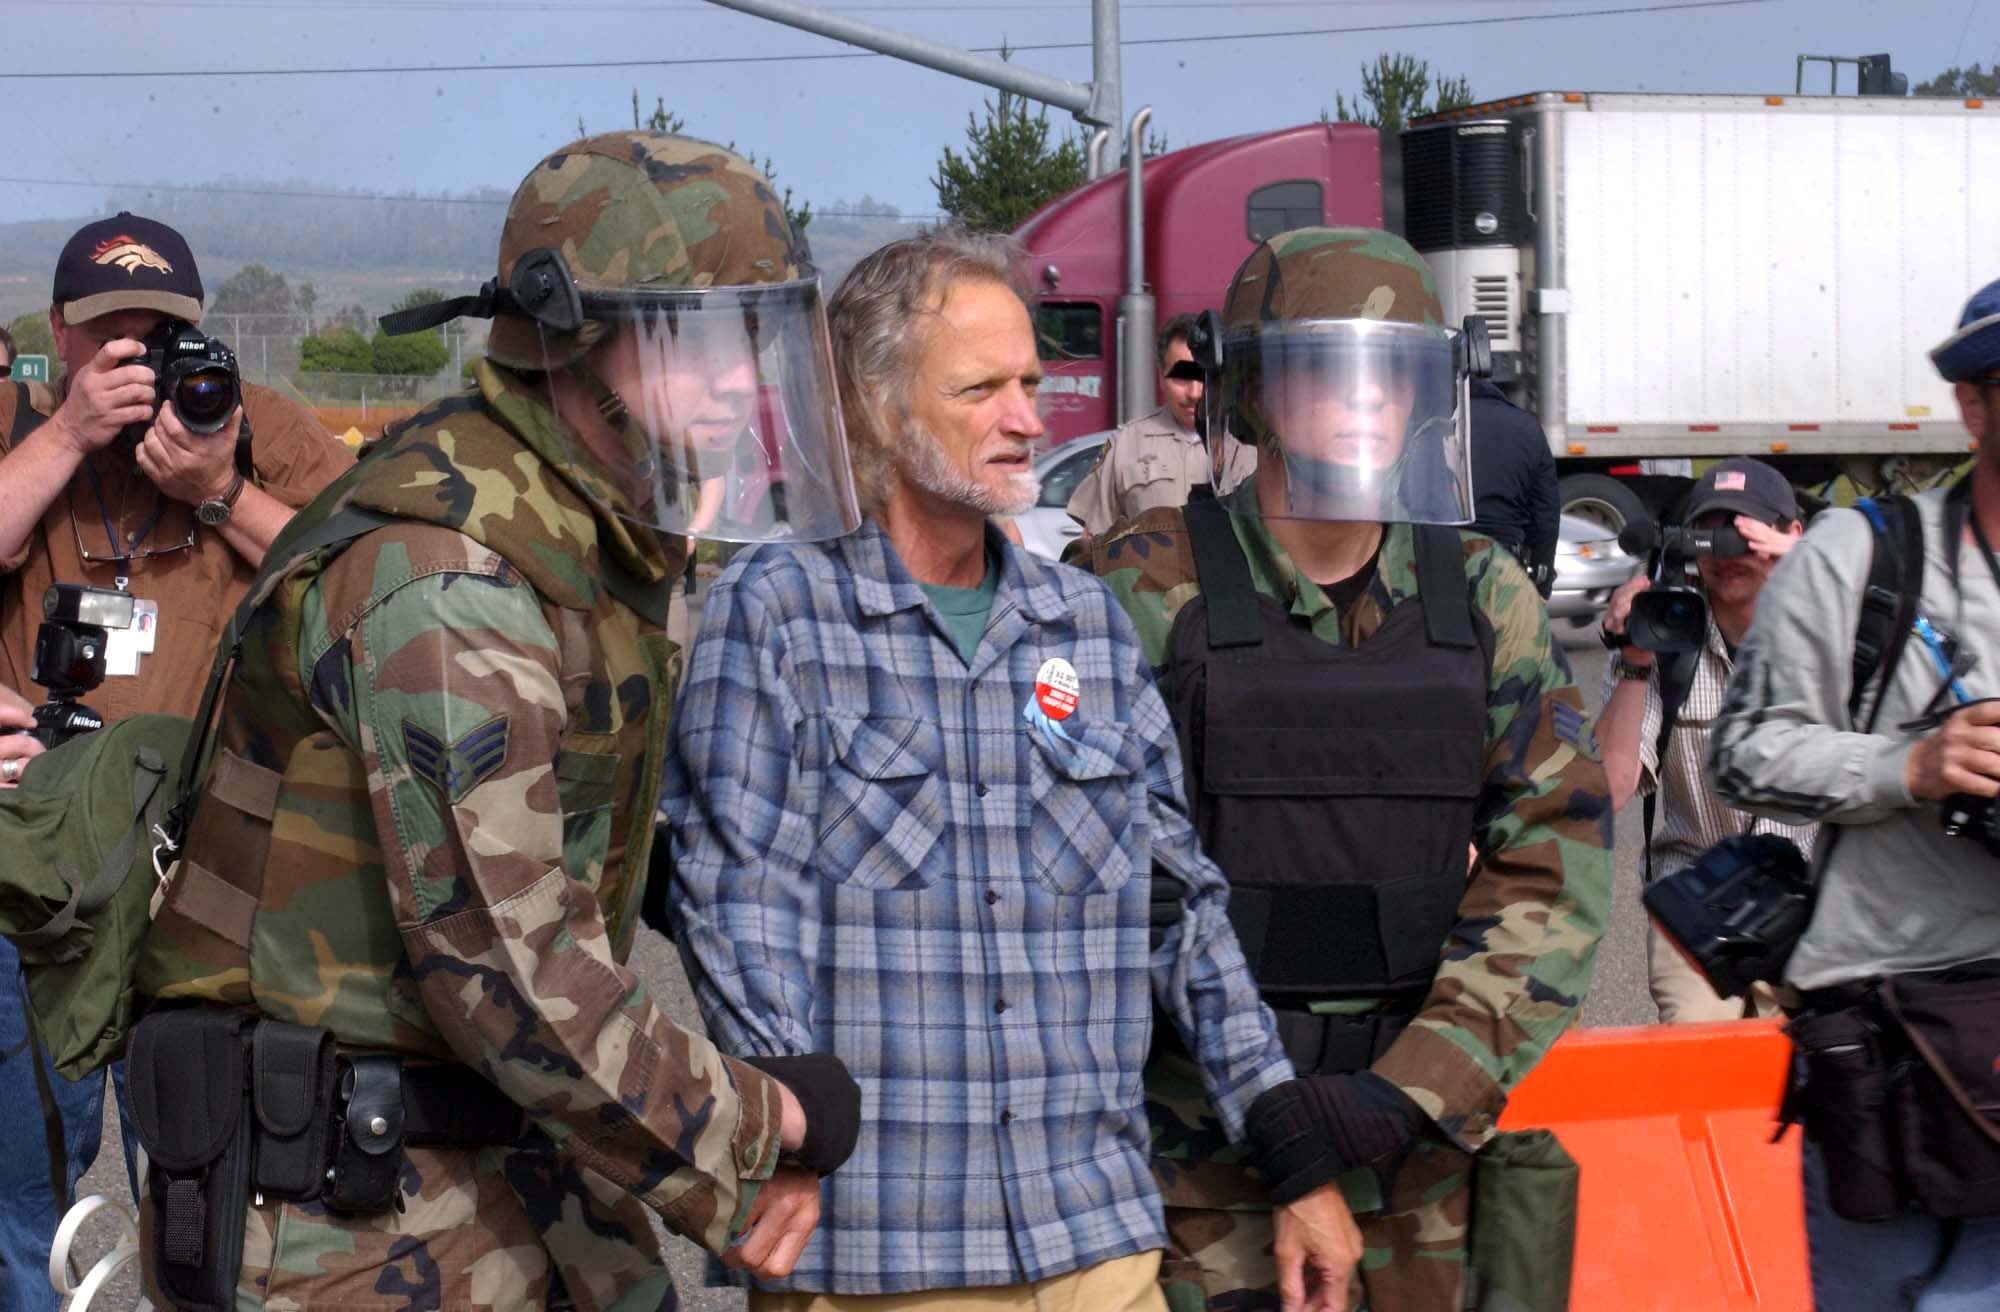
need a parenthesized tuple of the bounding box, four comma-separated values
(508, 248, 586, 334)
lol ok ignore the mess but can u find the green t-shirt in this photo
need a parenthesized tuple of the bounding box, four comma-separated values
(918, 556, 999, 663)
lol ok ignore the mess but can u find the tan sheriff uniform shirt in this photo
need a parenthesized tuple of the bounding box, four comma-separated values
(1065, 406, 1257, 537)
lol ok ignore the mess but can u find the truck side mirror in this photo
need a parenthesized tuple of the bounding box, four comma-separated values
(1460, 315, 1492, 379)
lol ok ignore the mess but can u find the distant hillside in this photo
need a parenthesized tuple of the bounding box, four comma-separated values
(0, 182, 919, 326)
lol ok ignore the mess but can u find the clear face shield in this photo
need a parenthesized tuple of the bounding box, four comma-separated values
(1216, 318, 1475, 525)
(544, 276, 861, 543)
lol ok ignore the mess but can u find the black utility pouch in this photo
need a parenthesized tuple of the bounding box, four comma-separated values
(326, 1053, 406, 1213)
(127, 1010, 254, 1312)
(249, 1021, 334, 1201)
(1883, 969, 2000, 1219)
(1785, 1005, 1906, 1222)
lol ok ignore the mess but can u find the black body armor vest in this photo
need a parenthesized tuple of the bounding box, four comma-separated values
(1166, 492, 1491, 1013)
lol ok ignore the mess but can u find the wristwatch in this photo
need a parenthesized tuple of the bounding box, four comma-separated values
(1612, 652, 1655, 682)
(195, 472, 246, 528)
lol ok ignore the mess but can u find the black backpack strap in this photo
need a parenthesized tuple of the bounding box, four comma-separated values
(163, 505, 398, 850)
(1851, 496, 1924, 734)
(1414, 525, 1477, 649)
(1183, 486, 1263, 649)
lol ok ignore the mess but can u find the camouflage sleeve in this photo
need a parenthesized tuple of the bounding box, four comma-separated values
(1372, 545, 1614, 1153)
(1137, 646, 1296, 1141)
(319, 541, 780, 1253)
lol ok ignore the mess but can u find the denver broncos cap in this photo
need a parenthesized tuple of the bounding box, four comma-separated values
(52, 213, 204, 325)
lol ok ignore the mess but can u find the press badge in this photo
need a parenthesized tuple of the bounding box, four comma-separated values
(102, 599, 160, 677)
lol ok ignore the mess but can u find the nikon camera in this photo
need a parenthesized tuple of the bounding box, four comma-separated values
(126, 318, 240, 441)
(16, 584, 135, 747)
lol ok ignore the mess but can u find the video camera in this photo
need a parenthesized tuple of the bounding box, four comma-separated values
(1603, 518, 1751, 653)
(8, 585, 134, 748)
(124, 319, 240, 444)
(1642, 833, 1814, 998)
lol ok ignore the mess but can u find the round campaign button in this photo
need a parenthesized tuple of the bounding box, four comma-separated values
(1034, 657, 1080, 721)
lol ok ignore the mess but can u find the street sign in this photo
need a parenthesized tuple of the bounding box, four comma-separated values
(9, 354, 48, 384)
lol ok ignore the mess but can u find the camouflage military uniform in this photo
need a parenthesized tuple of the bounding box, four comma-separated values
(1076, 229, 1614, 1312)
(131, 136, 810, 1312)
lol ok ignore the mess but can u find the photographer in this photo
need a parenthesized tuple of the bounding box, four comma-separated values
(1596, 458, 1811, 1022)
(1709, 282, 2000, 1308)
(0, 215, 349, 1312)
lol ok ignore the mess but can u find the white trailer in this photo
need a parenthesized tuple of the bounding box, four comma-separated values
(1403, 91, 1994, 526)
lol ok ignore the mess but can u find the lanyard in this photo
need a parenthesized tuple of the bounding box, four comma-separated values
(83, 457, 164, 562)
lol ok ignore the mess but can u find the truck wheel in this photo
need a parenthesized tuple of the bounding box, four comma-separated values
(1560, 473, 1649, 540)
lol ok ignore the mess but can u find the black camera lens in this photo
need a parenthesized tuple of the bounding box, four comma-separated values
(174, 367, 238, 430)
(1627, 586, 1709, 654)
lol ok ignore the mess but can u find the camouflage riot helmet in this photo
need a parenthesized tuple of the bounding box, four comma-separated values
(381, 131, 860, 542)
(1205, 226, 1481, 525)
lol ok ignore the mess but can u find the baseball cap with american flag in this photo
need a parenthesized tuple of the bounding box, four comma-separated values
(52, 212, 204, 325)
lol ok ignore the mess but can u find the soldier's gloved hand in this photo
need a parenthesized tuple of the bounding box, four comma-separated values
(1296, 1070, 1425, 1173)
(1247, 1071, 1425, 1203)
(743, 1052, 862, 1176)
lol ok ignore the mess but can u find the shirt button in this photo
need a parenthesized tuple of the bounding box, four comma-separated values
(975, 782, 990, 798)
(985, 889, 1000, 905)
(1000, 1109, 1014, 1125)
(994, 998, 1008, 1014)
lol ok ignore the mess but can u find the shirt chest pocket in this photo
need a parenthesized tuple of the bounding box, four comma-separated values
(1024, 718, 1146, 895)
(817, 715, 949, 892)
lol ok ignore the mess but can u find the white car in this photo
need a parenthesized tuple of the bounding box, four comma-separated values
(1016, 431, 1638, 621)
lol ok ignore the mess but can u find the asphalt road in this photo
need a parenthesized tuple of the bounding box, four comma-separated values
(64, 594, 1650, 1311)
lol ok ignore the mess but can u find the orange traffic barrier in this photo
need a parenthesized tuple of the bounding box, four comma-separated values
(1498, 1021, 1809, 1311)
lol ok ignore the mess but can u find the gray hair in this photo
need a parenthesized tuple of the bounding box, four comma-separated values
(827, 228, 1025, 514)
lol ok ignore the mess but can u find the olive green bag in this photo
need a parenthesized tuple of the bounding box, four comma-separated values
(0, 712, 193, 1081)
(1465, 1128, 1580, 1312)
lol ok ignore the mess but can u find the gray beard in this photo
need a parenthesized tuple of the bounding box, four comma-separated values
(898, 418, 1040, 518)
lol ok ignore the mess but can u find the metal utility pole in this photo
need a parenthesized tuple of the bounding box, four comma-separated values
(708, 0, 1152, 419)
(1118, 106, 1155, 424)
(704, 0, 1120, 146)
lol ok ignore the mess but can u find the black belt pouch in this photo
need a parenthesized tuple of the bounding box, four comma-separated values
(129, 1010, 254, 1312)
(250, 1021, 334, 1201)
(1785, 1004, 1906, 1222)
(1884, 969, 2000, 1218)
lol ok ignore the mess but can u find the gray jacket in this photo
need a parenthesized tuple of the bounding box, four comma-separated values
(1708, 483, 2000, 989)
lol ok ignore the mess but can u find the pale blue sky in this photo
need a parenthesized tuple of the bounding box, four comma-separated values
(0, 0, 1990, 224)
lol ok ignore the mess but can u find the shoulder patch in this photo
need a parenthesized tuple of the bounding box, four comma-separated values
(1549, 699, 1596, 756)
(403, 715, 511, 802)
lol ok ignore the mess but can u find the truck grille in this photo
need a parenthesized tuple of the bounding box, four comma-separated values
(1473, 275, 1512, 344)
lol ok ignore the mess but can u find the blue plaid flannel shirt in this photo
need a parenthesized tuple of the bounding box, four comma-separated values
(663, 519, 1292, 1295)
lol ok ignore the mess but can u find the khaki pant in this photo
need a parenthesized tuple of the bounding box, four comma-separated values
(747, 1251, 1165, 1312)
(1648, 920, 1780, 1023)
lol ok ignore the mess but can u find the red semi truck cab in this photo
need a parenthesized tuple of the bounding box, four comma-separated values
(1015, 121, 1384, 446)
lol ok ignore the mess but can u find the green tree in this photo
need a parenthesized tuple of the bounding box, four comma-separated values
(933, 44, 1087, 230)
(7, 312, 55, 360)
(298, 327, 372, 375)
(1913, 64, 2000, 96)
(633, 91, 685, 133)
(297, 281, 318, 332)
(370, 330, 450, 381)
(1322, 53, 1474, 134)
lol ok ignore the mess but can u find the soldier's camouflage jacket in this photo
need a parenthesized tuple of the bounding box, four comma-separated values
(1075, 489, 1614, 1208)
(133, 361, 783, 1311)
